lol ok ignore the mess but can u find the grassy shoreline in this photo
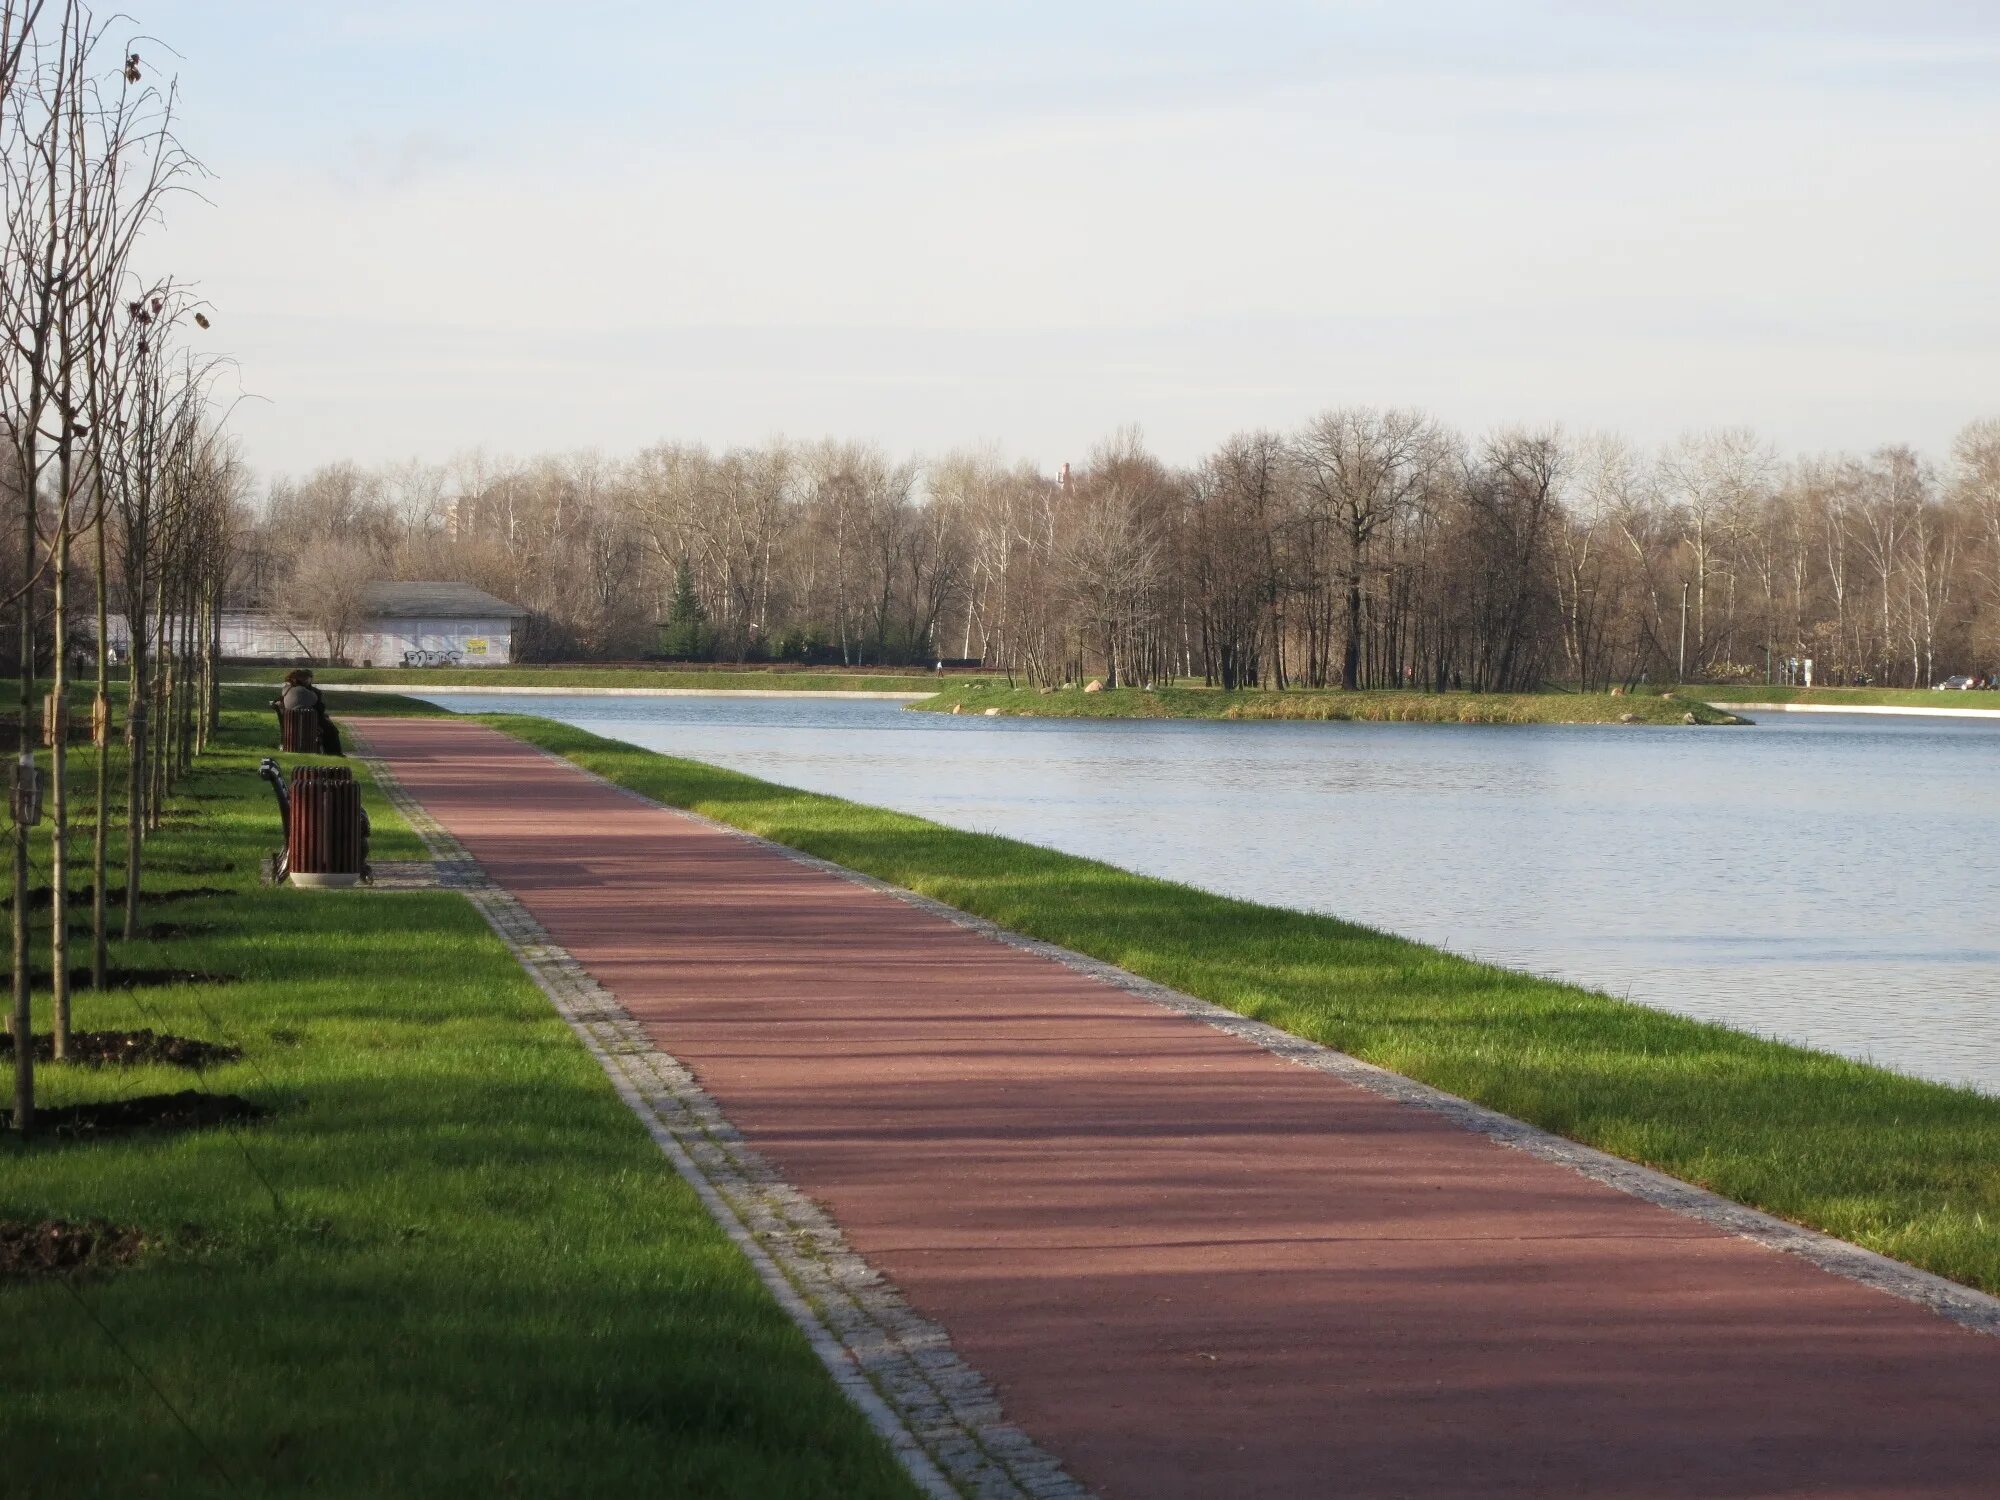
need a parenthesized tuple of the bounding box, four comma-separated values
(461, 709, 1998, 1295)
(0, 688, 920, 1497)
(914, 682, 1748, 725)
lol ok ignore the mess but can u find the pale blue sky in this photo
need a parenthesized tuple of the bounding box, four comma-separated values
(138, 2, 2000, 481)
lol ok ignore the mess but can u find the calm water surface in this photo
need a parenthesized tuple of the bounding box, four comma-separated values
(430, 693, 2000, 1096)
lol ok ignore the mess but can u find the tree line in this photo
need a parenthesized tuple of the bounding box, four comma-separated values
(3, 1, 236, 1132)
(253, 415, 2000, 691)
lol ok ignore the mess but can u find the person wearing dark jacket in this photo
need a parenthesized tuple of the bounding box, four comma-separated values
(272, 669, 343, 756)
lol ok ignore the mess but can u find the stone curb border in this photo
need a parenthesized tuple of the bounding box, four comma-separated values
(507, 736, 2000, 1343)
(352, 729, 1088, 1500)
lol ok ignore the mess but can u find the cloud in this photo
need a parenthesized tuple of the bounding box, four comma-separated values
(142, 0, 2000, 480)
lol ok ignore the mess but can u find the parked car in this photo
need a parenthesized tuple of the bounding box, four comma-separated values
(1935, 676, 1975, 690)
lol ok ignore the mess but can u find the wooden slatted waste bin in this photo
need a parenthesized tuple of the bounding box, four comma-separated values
(287, 766, 363, 888)
(279, 708, 319, 752)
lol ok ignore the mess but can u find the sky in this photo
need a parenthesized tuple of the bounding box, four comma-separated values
(128, 1, 2000, 485)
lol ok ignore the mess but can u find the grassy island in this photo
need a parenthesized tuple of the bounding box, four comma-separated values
(912, 682, 1748, 725)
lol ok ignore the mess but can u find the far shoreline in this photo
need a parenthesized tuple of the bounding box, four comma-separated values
(234, 666, 2000, 722)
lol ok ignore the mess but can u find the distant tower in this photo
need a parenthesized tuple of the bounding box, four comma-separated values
(1057, 462, 1071, 490)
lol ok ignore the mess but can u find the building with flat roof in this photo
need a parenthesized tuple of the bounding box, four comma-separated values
(111, 581, 530, 667)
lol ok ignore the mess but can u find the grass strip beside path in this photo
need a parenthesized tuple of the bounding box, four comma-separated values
(0, 693, 921, 1499)
(487, 713, 2000, 1295)
(233, 664, 967, 693)
(916, 682, 1746, 724)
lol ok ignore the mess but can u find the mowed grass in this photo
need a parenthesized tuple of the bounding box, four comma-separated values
(231, 663, 965, 693)
(484, 713, 2000, 1295)
(916, 681, 1746, 724)
(0, 692, 921, 1499)
(1694, 684, 2000, 711)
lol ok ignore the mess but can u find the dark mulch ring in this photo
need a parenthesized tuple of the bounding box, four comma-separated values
(0, 1218, 152, 1281)
(4, 1090, 268, 1139)
(20, 967, 238, 992)
(0, 1029, 243, 1069)
(3, 884, 232, 911)
(64, 967, 237, 991)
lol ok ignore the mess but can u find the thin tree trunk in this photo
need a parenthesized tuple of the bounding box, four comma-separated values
(12, 444, 38, 1132)
(91, 511, 108, 988)
(49, 471, 71, 1056)
(122, 546, 146, 942)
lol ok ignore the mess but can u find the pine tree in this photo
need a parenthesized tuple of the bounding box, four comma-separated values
(660, 558, 709, 659)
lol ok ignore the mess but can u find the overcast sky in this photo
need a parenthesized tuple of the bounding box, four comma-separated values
(139, 1, 2000, 485)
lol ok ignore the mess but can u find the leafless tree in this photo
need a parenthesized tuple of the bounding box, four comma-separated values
(275, 536, 376, 663)
(1293, 409, 1447, 689)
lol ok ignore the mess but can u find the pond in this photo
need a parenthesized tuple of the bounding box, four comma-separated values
(423, 692, 2000, 1097)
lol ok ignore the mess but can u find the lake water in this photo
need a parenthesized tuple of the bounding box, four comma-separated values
(425, 693, 2000, 1096)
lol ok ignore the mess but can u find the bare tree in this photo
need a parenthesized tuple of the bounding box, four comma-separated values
(1952, 418, 2000, 667)
(276, 537, 377, 662)
(1853, 446, 1927, 683)
(1293, 408, 1446, 689)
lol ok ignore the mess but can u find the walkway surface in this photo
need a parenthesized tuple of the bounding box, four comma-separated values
(362, 718, 1999, 1500)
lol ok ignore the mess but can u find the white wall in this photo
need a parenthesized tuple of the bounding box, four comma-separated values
(349, 617, 514, 667)
(107, 612, 515, 666)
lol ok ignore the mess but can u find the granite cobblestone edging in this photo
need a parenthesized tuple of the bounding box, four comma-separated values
(353, 731, 1088, 1500)
(503, 736, 2000, 1343)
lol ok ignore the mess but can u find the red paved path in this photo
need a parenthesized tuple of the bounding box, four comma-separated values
(364, 718, 1998, 1499)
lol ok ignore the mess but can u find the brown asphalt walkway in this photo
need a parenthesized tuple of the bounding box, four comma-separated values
(363, 718, 1998, 1500)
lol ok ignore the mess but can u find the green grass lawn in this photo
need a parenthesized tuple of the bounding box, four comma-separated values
(0, 690, 920, 1498)
(481, 713, 2000, 1295)
(229, 664, 963, 693)
(916, 682, 1747, 724)
(1694, 684, 2000, 710)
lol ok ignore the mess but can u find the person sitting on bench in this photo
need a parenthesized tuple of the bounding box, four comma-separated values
(273, 669, 343, 757)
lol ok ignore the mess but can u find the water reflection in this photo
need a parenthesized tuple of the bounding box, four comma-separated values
(429, 693, 2000, 1096)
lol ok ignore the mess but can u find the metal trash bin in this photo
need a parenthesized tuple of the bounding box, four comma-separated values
(287, 766, 365, 888)
(278, 707, 319, 753)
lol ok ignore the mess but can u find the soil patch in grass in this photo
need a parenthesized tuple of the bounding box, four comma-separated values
(7, 1089, 267, 1138)
(65, 967, 237, 991)
(23, 967, 239, 991)
(0, 1219, 150, 1280)
(1, 1029, 242, 1068)
(3, 884, 232, 911)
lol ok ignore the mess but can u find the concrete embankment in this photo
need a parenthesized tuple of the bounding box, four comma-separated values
(1723, 701, 2000, 719)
